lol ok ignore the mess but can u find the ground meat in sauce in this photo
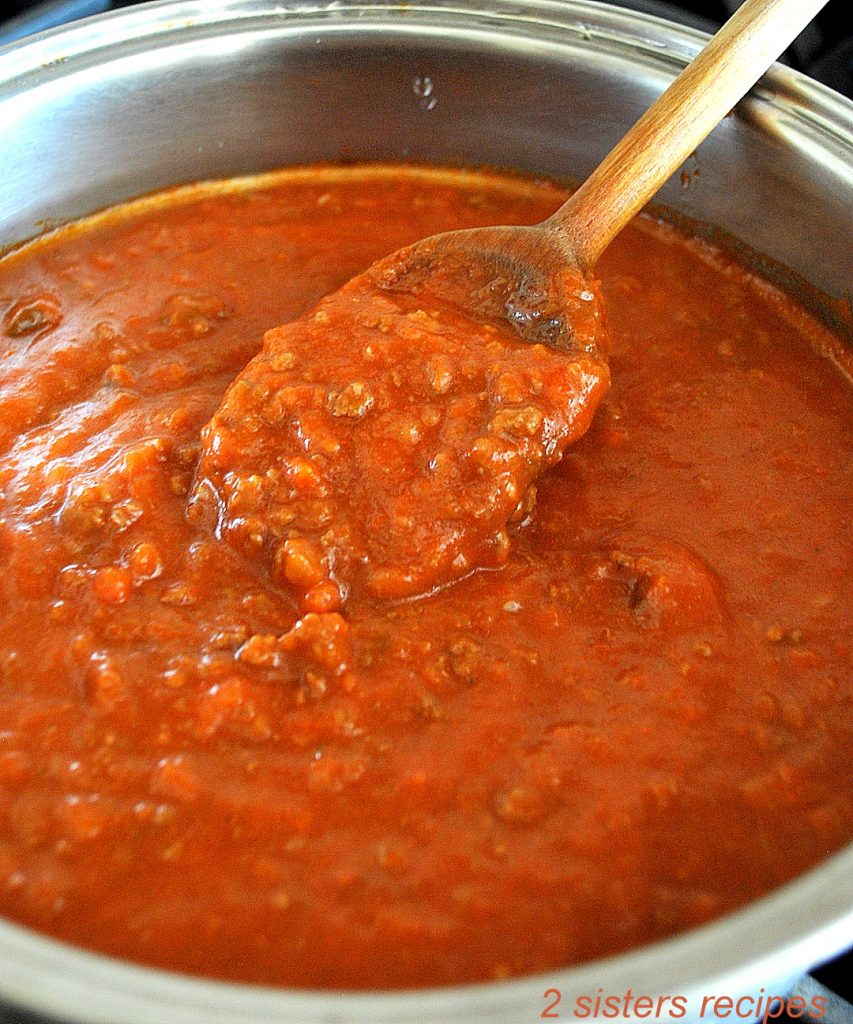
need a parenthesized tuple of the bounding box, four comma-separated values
(192, 271, 608, 609)
(0, 167, 850, 990)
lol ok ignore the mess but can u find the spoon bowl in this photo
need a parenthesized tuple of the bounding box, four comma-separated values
(192, 0, 828, 608)
(366, 222, 606, 355)
(363, 0, 828, 357)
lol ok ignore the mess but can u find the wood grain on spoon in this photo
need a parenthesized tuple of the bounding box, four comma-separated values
(192, 0, 828, 608)
(560, 0, 830, 272)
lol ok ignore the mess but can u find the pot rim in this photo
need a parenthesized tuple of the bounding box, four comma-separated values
(0, 3, 851, 1021)
(1, 845, 852, 1023)
(2, 0, 852, 146)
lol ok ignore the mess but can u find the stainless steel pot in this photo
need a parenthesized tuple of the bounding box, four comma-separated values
(0, 2, 851, 1021)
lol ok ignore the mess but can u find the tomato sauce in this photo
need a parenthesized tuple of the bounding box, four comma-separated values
(0, 166, 850, 989)
(193, 254, 608, 609)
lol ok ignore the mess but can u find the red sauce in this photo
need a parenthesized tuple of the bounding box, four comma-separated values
(193, 254, 608, 608)
(0, 166, 850, 989)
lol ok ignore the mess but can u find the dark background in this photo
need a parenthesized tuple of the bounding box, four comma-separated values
(0, 0, 850, 1017)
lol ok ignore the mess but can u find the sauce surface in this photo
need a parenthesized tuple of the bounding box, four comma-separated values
(194, 253, 608, 608)
(0, 166, 850, 989)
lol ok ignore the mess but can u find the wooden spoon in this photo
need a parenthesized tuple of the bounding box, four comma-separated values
(371, 0, 829, 352)
(194, 0, 829, 608)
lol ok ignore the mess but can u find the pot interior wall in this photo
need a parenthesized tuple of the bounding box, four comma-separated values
(0, 2, 851, 323)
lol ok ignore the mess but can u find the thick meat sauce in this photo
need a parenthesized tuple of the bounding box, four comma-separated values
(193, 268, 608, 608)
(0, 167, 849, 989)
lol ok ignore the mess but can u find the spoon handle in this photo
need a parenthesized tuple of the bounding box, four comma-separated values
(553, 0, 829, 271)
